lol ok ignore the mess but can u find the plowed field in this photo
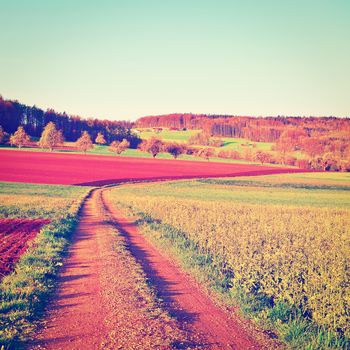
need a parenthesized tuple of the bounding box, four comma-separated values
(0, 150, 303, 186)
(0, 218, 50, 279)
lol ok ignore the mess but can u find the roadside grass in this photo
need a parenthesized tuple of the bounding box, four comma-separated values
(0, 182, 92, 349)
(108, 173, 350, 349)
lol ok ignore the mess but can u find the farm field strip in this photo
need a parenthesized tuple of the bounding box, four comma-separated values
(108, 173, 350, 349)
(0, 149, 303, 186)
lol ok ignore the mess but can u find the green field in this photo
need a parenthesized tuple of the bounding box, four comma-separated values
(113, 176, 350, 208)
(136, 129, 200, 142)
(135, 128, 313, 161)
(109, 172, 350, 349)
(136, 128, 274, 152)
(1, 144, 287, 166)
(0, 182, 89, 219)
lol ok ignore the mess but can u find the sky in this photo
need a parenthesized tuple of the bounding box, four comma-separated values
(0, 0, 349, 120)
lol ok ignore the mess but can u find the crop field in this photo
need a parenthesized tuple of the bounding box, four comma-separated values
(0, 182, 91, 347)
(0, 181, 89, 218)
(0, 149, 301, 186)
(108, 172, 350, 348)
(0, 218, 50, 279)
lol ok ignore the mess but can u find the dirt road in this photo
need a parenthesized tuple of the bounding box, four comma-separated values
(29, 186, 278, 349)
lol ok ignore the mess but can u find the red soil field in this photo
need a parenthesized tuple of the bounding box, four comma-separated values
(0, 218, 50, 279)
(0, 150, 304, 186)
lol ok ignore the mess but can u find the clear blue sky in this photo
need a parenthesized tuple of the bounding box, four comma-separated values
(0, 0, 349, 120)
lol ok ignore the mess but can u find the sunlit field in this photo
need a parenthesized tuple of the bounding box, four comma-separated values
(109, 172, 350, 349)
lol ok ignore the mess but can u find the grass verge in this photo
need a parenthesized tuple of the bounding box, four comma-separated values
(0, 188, 92, 349)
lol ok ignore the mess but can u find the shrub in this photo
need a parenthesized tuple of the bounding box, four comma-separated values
(109, 139, 130, 155)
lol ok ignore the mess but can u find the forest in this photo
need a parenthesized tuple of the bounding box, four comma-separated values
(0, 96, 140, 147)
(136, 113, 350, 171)
(136, 113, 350, 142)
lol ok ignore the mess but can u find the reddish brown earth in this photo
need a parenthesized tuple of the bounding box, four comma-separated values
(29, 190, 191, 350)
(0, 218, 50, 279)
(29, 187, 279, 350)
(29, 191, 108, 350)
(0, 149, 303, 186)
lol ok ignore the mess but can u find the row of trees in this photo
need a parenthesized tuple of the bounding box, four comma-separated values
(139, 135, 350, 169)
(0, 96, 140, 147)
(138, 137, 215, 161)
(73, 130, 131, 154)
(2, 122, 132, 155)
(217, 148, 350, 171)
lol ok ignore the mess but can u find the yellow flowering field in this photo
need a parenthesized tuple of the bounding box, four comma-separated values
(109, 173, 350, 338)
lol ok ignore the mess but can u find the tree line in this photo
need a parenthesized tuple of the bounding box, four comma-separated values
(3, 122, 132, 156)
(136, 114, 350, 171)
(136, 113, 350, 142)
(0, 96, 140, 147)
